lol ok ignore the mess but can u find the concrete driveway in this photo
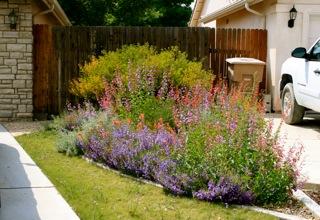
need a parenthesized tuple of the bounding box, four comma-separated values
(267, 113, 320, 185)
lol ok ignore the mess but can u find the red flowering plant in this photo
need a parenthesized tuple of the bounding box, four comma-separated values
(53, 45, 304, 205)
(172, 84, 304, 204)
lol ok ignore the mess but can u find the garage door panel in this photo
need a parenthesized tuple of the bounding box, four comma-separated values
(308, 15, 320, 47)
(309, 15, 320, 47)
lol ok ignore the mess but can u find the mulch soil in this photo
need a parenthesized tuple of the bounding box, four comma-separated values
(305, 190, 320, 205)
(269, 197, 318, 220)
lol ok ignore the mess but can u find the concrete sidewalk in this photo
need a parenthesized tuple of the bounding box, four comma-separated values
(0, 125, 79, 220)
(267, 113, 320, 185)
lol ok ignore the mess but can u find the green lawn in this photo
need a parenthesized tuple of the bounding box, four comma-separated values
(17, 130, 275, 220)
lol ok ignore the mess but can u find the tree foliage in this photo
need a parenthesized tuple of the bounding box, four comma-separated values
(58, 0, 193, 26)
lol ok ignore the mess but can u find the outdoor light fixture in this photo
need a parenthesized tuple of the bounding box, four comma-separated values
(288, 5, 297, 28)
(8, 9, 18, 30)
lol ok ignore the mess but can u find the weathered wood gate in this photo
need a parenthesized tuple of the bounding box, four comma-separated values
(33, 25, 267, 118)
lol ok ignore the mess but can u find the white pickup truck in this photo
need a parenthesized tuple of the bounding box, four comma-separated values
(280, 38, 320, 124)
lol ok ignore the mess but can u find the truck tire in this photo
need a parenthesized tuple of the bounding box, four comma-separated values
(281, 83, 305, 124)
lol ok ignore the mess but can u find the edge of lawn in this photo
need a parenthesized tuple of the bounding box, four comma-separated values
(16, 130, 276, 220)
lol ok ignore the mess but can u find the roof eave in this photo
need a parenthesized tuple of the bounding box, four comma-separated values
(200, 0, 263, 24)
(41, 0, 72, 26)
(189, 0, 205, 27)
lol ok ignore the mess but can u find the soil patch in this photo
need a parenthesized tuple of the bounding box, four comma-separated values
(268, 197, 317, 219)
(2, 121, 47, 136)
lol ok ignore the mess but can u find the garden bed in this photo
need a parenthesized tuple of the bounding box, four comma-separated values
(48, 45, 304, 207)
(271, 199, 316, 219)
(85, 154, 317, 220)
(16, 130, 318, 220)
(28, 44, 310, 219)
(17, 131, 276, 220)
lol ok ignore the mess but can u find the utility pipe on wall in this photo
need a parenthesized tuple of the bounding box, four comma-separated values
(244, 0, 266, 29)
(244, 1, 263, 17)
(33, 2, 55, 18)
(244, 0, 269, 93)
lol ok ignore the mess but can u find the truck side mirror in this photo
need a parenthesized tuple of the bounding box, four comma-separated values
(291, 47, 307, 58)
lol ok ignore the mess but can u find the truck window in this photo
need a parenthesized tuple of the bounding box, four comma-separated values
(311, 40, 320, 61)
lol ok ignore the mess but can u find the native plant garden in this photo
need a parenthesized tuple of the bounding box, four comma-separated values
(50, 44, 302, 205)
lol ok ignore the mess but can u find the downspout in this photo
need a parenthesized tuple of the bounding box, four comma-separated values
(244, 1, 269, 94)
(244, 1, 265, 29)
(33, 1, 55, 19)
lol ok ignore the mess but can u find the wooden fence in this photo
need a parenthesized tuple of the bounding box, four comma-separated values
(33, 25, 58, 118)
(33, 25, 267, 117)
(212, 28, 267, 81)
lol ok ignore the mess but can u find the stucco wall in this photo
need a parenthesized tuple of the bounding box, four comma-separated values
(216, 10, 264, 29)
(266, 1, 320, 111)
(0, 0, 33, 121)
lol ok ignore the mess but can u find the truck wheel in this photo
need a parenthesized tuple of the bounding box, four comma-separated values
(281, 83, 305, 124)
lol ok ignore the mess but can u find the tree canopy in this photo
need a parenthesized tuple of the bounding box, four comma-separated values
(58, 0, 193, 27)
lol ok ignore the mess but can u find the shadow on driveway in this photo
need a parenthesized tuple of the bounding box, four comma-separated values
(267, 112, 320, 137)
(0, 143, 41, 220)
(299, 113, 320, 132)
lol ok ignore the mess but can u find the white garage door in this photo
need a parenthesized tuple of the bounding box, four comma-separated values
(309, 15, 320, 47)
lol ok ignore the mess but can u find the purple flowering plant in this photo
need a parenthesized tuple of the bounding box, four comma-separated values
(55, 81, 303, 205)
(54, 46, 303, 206)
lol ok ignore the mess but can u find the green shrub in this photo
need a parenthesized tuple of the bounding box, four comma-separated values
(70, 44, 212, 100)
(117, 92, 175, 128)
(49, 102, 97, 132)
(76, 110, 114, 147)
(69, 44, 212, 128)
(54, 109, 114, 158)
(56, 131, 81, 156)
(45, 115, 66, 131)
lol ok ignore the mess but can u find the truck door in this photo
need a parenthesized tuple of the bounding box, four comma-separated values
(306, 40, 320, 100)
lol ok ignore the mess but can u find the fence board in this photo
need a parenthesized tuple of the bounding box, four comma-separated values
(209, 28, 216, 76)
(211, 28, 267, 82)
(33, 25, 267, 117)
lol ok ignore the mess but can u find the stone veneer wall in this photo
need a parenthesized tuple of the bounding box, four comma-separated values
(0, 0, 32, 121)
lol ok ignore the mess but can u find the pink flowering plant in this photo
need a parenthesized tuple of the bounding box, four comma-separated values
(53, 45, 303, 206)
(173, 85, 303, 204)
